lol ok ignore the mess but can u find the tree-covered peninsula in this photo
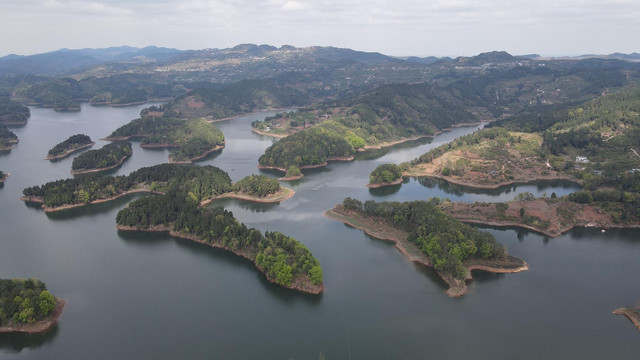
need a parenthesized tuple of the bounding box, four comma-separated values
(252, 82, 486, 145)
(45, 134, 94, 160)
(105, 117, 225, 163)
(71, 141, 132, 174)
(117, 188, 323, 293)
(0, 278, 64, 334)
(0, 124, 19, 150)
(0, 96, 30, 125)
(325, 198, 527, 296)
(22, 163, 293, 211)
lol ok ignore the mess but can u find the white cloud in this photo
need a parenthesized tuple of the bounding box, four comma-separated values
(1, 0, 639, 56)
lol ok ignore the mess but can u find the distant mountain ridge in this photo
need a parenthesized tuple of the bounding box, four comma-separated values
(0, 46, 182, 76)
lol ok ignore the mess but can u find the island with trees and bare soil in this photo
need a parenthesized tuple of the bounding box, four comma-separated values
(0, 279, 64, 334)
(325, 198, 527, 297)
(45, 134, 95, 160)
(104, 117, 225, 163)
(70, 141, 132, 174)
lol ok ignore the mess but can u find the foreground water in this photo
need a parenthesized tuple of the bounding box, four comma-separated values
(0, 104, 638, 359)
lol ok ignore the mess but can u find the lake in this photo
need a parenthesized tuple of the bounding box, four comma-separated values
(1, 104, 638, 359)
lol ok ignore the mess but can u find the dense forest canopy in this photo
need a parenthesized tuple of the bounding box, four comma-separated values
(369, 164, 403, 184)
(24, 164, 233, 208)
(342, 198, 506, 279)
(0, 124, 18, 148)
(47, 134, 93, 157)
(107, 116, 224, 162)
(258, 126, 354, 169)
(0, 96, 30, 124)
(71, 141, 132, 171)
(232, 174, 280, 197)
(0, 279, 58, 326)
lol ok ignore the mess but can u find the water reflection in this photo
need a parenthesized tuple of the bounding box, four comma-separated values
(369, 183, 402, 196)
(0, 325, 59, 354)
(417, 177, 581, 199)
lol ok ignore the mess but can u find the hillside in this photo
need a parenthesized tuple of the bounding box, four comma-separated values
(253, 82, 490, 145)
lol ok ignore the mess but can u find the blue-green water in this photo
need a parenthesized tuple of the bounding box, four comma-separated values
(0, 104, 638, 359)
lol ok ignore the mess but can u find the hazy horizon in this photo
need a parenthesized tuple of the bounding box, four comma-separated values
(1, 0, 638, 58)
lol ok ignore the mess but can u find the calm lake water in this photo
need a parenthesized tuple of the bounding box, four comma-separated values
(1, 104, 639, 359)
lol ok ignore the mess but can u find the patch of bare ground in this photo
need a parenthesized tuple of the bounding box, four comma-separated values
(613, 308, 640, 332)
(441, 199, 638, 237)
(324, 205, 527, 297)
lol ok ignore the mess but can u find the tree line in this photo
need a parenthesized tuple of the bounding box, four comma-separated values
(47, 134, 93, 157)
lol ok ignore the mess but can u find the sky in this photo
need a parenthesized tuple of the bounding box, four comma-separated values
(1, 0, 639, 57)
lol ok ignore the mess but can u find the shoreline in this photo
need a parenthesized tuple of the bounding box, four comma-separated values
(258, 155, 356, 175)
(117, 224, 323, 294)
(324, 206, 527, 297)
(0, 297, 65, 334)
(20, 187, 164, 212)
(199, 187, 295, 207)
(45, 142, 95, 160)
(405, 172, 581, 190)
(277, 174, 304, 181)
(22, 185, 294, 213)
(456, 218, 640, 238)
(251, 128, 288, 138)
(205, 107, 293, 123)
(168, 143, 225, 164)
(613, 308, 640, 332)
(367, 178, 403, 188)
(70, 153, 131, 175)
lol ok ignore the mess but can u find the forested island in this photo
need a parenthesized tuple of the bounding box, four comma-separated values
(1, 124, 19, 150)
(71, 141, 132, 174)
(45, 134, 95, 160)
(0, 279, 64, 334)
(325, 198, 527, 296)
(0, 97, 30, 125)
(258, 125, 355, 178)
(22, 164, 293, 211)
(105, 117, 225, 163)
